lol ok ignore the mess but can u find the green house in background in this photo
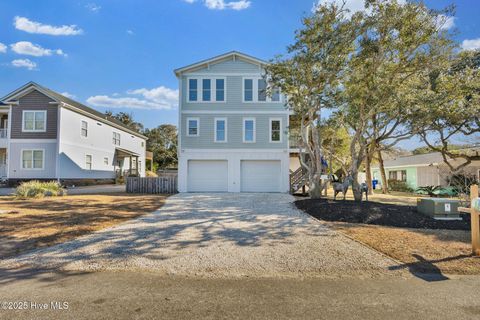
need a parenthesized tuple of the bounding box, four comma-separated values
(371, 152, 480, 190)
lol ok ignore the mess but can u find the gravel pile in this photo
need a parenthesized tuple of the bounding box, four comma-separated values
(1, 193, 408, 279)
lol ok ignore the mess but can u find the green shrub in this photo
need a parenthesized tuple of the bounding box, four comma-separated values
(387, 180, 413, 192)
(15, 180, 65, 199)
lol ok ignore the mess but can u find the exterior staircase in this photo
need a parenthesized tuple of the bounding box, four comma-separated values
(290, 167, 308, 194)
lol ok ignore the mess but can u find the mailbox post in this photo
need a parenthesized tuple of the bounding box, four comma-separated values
(460, 184, 480, 256)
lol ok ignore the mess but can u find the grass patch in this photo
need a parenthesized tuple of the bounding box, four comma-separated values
(334, 223, 479, 275)
(0, 193, 166, 259)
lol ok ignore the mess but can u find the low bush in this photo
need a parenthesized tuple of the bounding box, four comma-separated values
(146, 170, 158, 177)
(387, 180, 413, 193)
(15, 180, 65, 199)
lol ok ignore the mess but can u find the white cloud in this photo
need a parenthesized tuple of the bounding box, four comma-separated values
(87, 86, 179, 110)
(10, 41, 67, 57)
(436, 14, 455, 31)
(462, 38, 480, 51)
(61, 92, 77, 99)
(0, 43, 6, 53)
(11, 59, 37, 70)
(313, 0, 406, 16)
(14, 16, 83, 36)
(127, 29, 135, 35)
(85, 3, 101, 12)
(184, 0, 251, 10)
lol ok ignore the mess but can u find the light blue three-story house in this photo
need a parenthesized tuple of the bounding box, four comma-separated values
(175, 51, 292, 193)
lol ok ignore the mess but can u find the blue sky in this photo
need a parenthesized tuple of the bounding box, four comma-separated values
(0, 0, 479, 148)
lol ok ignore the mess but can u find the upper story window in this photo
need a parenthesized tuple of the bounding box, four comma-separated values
(215, 118, 227, 142)
(216, 79, 225, 102)
(187, 77, 226, 103)
(202, 79, 211, 101)
(243, 118, 256, 143)
(189, 79, 198, 101)
(270, 118, 282, 143)
(243, 78, 282, 103)
(81, 120, 88, 137)
(244, 79, 253, 102)
(22, 149, 44, 169)
(187, 117, 199, 137)
(23, 110, 46, 132)
(112, 132, 121, 145)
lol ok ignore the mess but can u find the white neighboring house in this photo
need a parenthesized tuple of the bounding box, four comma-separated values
(175, 51, 291, 193)
(0, 82, 147, 185)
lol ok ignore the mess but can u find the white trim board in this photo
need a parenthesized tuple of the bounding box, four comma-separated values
(181, 110, 290, 114)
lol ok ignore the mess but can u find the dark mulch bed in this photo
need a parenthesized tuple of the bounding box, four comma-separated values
(295, 199, 470, 230)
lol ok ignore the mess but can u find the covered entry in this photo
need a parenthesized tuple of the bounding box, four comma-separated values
(187, 160, 228, 192)
(241, 160, 281, 192)
(115, 147, 140, 177)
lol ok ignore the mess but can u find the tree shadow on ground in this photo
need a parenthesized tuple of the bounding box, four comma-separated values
(0, 193, 333, 284)
(389, 253, 474, 281)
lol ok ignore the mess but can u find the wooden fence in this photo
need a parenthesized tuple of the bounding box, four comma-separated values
(126, 175, 178, 194)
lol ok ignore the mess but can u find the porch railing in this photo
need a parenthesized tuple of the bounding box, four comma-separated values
(0, 128, 7, 139)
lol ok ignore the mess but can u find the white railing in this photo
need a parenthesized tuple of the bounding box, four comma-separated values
(0, 165, 6, 178)
(0, 128, 7, 139)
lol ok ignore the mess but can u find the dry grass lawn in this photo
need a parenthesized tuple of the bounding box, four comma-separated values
(332, 222, 479, 275)
(0, 193, 166, 259)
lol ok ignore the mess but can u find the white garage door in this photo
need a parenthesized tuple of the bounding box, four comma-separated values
(188, 160, 228, 192)
(241, 160, 281, 192)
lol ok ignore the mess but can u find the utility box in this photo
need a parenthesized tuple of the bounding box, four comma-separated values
(417, 198, 461, 220)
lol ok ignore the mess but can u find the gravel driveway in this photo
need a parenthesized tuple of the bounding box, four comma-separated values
(1, 193, 407, 279)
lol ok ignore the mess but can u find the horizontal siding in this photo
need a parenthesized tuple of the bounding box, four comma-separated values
(181, 114, 288, 149)
(8, 141, 57, 179)
(194, 57, 262, 74)
(10, 90, 58, 139)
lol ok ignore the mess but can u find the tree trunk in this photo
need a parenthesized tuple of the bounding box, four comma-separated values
(377, 149, 389, 194)
(365, 146, 373, 195)
(351, 170, 363, 201)
(309, 176, 323, 199)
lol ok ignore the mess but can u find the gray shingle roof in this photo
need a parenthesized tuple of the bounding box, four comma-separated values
(1, 82, 147, 139)
(372, 152, 445, 168)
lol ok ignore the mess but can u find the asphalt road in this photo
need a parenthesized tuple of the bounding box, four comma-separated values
(0, 270, 479, 320)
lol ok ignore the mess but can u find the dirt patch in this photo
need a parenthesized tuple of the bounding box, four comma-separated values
(0, 193, 166, 259)
(295, 198, 470, 230)
(334, 223, 479, 275)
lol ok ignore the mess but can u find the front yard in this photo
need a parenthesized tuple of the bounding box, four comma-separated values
(0, 193, 166, 259)
(296, 194, 479, 275)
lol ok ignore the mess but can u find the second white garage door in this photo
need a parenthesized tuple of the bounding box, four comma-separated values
(241, 160, 281, 192)
(188, 160, 228, 192)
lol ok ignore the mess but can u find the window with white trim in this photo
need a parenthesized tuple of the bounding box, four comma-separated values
(23, 111, 46, 132)
(187, 118, 199, 136)
(85, 155, 92, 170)
(112, 132, 121, 145)
(216, 79, 225, 101)
(215, 118, 227, 142)
(243, 78, 281, 103)
(104, 157, 109, 165)
(258, 79, 267, 102)
(81, 120, 88, 137)
(202, 79, 211, 101)
(188, 78, 226, 102)
(244, 79, 253, 102)
(270, 119, 281, 142)
(22, 149, 43, 169)
(189, 79, 198, 101)
(243, 118, 255, 143)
